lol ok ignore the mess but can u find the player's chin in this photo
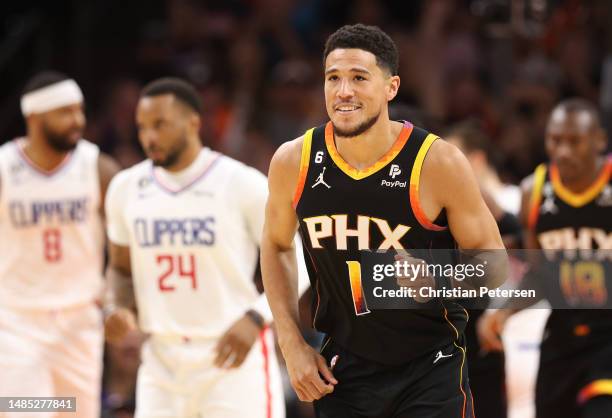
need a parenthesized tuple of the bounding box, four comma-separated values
(331, 117, 361, 136)
(148, 153, 168, 166)
(556, 162, 580, 180)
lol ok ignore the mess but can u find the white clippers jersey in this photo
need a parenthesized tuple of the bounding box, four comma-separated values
(106, 148, 269, 338)
(0, 138, 104, 309)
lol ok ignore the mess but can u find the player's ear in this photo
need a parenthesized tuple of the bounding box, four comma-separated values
(595, 129, 607, 153)
(189, 112, 201, 133)
(386, 75, 400, 102)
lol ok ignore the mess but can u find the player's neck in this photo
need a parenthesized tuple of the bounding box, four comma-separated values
(164, 141, 203, 173)
(558, 156, 605, 193)
(23, 132, 71, 172)
(334, 118, 403, 170)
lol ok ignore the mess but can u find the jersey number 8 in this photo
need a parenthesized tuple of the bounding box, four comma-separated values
(43, 228, 62, 262)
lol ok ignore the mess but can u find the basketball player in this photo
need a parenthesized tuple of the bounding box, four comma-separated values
(103, 78, 290, 418)
(0, 71, 120, 418)
(479, 99, 612, 418)
(261, 24, 506, 418)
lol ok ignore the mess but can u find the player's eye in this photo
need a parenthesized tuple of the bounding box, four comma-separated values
(327, 75, 338, 81)
(354, 75, 366, 81)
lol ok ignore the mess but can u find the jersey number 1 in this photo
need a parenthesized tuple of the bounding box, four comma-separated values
(346, 261, 371, 315)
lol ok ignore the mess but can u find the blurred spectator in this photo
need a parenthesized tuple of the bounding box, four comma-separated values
(86, 78, 143, 167)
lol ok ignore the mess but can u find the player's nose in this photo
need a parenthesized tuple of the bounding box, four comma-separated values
(139, 127, 159, 146)
(71, 108, 86, 130)
(336, 79, 355, 100)
(554, 142, 573, 163)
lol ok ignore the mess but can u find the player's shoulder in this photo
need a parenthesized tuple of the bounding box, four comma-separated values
(108, 160, 150, 191)
(520, 163, 548, 197)
(210, 150, 265, 184)
(424, 136, 472, 177)
(0, 139, 13, 152)
(269, 135, 305, 176)
(75, 138, 99, 152)
(0, 138, 19, 159)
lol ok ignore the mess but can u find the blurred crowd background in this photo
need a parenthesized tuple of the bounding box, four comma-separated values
(1, 0, 612, 417)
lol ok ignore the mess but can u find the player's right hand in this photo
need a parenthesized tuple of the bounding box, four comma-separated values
(477, 309, 512, 352)
(104, 307, 137, 344)
(283, 341, 338, 402)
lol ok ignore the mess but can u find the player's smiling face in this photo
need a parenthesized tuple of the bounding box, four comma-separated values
(324, 48, 399, 138)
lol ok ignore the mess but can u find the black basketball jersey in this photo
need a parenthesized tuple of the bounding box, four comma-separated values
(528, 156, 612, 345)
(293, 121, 467, 365)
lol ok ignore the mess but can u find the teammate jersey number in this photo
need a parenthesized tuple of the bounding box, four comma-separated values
(156, 254, 197, 292)
(560, 260, 607, 306)
(43, 228, 62, 262)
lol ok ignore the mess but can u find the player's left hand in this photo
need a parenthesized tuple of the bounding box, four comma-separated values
(214, 314, 261, 369)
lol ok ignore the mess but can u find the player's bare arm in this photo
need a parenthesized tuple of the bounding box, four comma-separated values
(104, 242, 137, 344)
(420, 139, 508, 290)
(261, 136, 337, 402)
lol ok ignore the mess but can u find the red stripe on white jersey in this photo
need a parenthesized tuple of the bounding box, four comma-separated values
(260, 327, 272, 418)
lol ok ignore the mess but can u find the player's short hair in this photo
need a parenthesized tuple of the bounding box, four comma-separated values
(141, 77, 202, 114)
(22, 71, 70, 96)
(553, 98, 601, 128)
(323, 24, 399, 76)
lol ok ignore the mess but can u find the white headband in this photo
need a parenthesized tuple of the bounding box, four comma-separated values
(20, 79, 83, 116)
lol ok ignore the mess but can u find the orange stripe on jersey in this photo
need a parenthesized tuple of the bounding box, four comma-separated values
(324, 121, 413, 180)
(409, 134, 447, 231)
(527, 164, 548, 230)
(550, 157, 612, 208)
(578, 379, 612, 404)
(443, 306, 460, 340)
(292, 128, 314, 208)
(453, 342, 468, 418)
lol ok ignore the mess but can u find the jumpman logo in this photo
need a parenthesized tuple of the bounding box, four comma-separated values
(433, 350, 453, 364)
(312, 167, 331, 189)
